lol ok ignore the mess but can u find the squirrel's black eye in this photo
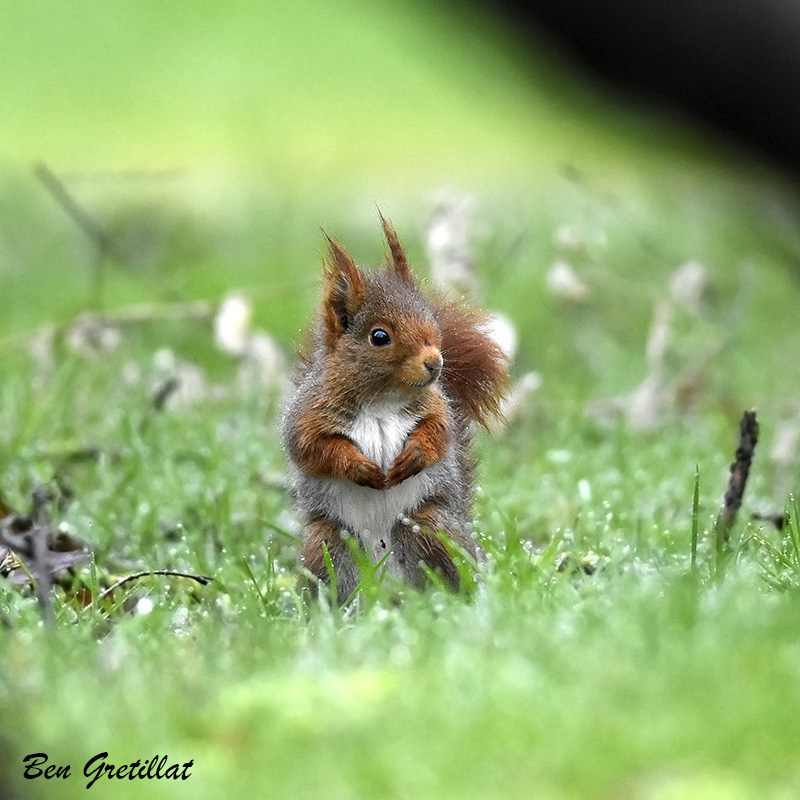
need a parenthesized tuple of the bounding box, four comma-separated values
(369, 328, 391, 347)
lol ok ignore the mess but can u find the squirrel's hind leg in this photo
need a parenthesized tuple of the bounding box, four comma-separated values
(392, 503, 477, 593)
(300, 517, 359, 604)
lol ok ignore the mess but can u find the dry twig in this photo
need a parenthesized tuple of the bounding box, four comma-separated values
(715, 409, 759, 544)
(35, 163, 128, 265)
(98, 570, 213, 602)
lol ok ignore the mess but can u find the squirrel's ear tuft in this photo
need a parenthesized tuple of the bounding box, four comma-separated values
(322, 233, 365, 345)
(379, 212, 414, 285)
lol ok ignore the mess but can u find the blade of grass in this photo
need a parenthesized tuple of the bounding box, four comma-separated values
(322, 541, 338, 607)
(691, 465, 700, 569)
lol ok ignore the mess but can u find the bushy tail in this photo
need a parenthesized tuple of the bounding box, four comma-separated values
(434, 299, 510, 428)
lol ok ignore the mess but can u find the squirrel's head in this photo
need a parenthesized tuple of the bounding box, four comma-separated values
(320, 216, 443, 400)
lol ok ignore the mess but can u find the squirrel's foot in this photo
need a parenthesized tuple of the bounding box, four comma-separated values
(387, 442, 426, 487)
(349, 458, 387, 489)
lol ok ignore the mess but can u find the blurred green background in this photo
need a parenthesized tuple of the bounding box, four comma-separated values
(3, 0, 667, 184)
(5, 0, 798, 403)
(4, 4, 800, 800)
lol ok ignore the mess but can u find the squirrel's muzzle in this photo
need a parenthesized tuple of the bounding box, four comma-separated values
(423, 351, 443, 384)
(425, 360, 442, 382)
(397, 341, 444, 389)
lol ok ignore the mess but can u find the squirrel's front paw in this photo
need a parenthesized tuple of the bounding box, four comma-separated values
(350, 458, 387, 489)
(387, 443, 426, 487)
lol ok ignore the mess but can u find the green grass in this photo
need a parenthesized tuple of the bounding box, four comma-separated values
(4, 2, 800, 799)
(3, 182, 800, 799)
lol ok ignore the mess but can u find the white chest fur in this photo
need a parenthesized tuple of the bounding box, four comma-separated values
(312, 401, 433, 575)
(348, 401, 417, 471)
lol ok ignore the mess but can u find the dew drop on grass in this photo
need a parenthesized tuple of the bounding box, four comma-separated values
(136, 597, 155, 615)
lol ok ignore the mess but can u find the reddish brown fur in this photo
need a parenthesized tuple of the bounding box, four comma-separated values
(385, 217, 508, 426)
(392, 501, 473, 591)
(380, 212, 414, 284)
(292, 419, 387, 488)
(300, 517, 357, 600)
(434, 298, 509, 427)
(289, 222, 506, 487)
(289, 386, 449, 489)
(284, 218, 507, 598)
(387, 394, 450, 486)
(321, 234, 366, 350)
(300, 517, 343, 579)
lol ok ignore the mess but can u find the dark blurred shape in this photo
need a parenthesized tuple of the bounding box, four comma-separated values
(489, 0, 800, 175)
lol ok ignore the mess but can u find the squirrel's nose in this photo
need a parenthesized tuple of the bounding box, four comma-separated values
(424, 355, 443, 381)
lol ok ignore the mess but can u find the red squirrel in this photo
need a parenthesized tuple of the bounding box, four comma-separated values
(282, 216, 508, 601)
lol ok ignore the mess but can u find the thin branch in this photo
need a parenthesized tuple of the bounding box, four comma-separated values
(35, 162, 183, 303)
(35, 163, 128, 265)
(31, 526, 54, 625)
(0, 489, 57, 624)
(715, 409, 759, 545)
(97, 570, 213, 602)
(0, 290, 288, 357)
